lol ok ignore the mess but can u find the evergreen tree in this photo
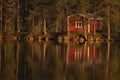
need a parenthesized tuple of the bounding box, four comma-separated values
(0, 0, 119, 38)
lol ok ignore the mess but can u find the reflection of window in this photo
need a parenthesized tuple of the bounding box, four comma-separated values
(75, 21, 82, 28)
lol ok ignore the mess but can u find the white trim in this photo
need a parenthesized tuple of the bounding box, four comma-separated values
(67, 13, 85, 18)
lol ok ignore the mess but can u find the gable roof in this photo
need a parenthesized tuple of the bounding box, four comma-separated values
(67, 13, 101, 19)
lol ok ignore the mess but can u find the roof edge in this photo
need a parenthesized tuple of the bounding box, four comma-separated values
(67, 13, 85, 18)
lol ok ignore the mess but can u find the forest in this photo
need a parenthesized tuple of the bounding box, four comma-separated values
(0, 0, 120, 40)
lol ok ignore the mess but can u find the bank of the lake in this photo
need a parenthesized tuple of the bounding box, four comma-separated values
(0, 32, 120, 43)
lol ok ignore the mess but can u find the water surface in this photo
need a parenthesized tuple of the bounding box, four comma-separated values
(0, 41, 120, 80)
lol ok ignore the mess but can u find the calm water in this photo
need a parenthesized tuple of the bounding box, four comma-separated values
(0, 41, 120, 80)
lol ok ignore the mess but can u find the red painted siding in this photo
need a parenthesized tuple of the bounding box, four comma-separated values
(90, 19, 101, 33)
(68, 17, 83, 32)
(90, 19, 94, 32)
(95, 20, 101, 31)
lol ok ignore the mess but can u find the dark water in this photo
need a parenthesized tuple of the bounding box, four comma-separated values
(0, 41, 120, 80)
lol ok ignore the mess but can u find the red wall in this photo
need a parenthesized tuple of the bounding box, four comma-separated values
(68, 18, 83, 32)
(90, 19, 101, 32)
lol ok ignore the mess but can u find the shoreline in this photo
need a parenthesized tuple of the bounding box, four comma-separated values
(0, 34, 119, 43)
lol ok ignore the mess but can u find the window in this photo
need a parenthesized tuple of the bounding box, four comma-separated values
(75, 21, 82, 28)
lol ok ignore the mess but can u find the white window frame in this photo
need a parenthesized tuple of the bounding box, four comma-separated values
(75, 21, 82, 28)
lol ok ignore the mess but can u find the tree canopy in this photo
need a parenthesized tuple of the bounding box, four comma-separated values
(0, 0, 120, 38)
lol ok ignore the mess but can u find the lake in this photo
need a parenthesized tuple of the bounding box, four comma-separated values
(0, 41, 120, 80)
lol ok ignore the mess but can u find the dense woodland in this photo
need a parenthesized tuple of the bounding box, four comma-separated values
(0, 0, 120, 39)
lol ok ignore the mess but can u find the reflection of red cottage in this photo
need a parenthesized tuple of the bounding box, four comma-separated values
(68, 47, 83, 62)
(67, 45, 100, 64)
(67, 13, 101, 33)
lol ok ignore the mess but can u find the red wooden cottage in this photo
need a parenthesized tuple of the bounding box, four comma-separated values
(67, 13, 101, 34)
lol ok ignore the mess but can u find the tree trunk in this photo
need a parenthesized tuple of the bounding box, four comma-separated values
(25, 0, 27, 11)
(43, 8, 47, 35)
(67, 16, 69, 35)
(17, 0, 20, 33)
(0, 3, 2, 33)
(83, 10, 87, 38)
(66, 0, 69, 35)
(106, 0, 111, 40)
(32, 16, 35, 33)
(56, 18, 58, 33)
(93, 13, 96, 35)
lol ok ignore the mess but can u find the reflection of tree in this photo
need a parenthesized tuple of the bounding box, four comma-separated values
(83, 42, 87, 71)
(66, 63, 88, 80)
(23, 42, 43, 80)
(41, 44, 59, 80)
(1, 41, 120, 80)
(0, 42, 5, 79)
(107, 43, 120, 80)
(66, 44, 69, 65)
(55, 45, 66, 80)
(0, 41, 2, 71)
(0, 41, 16, 80)
(18, 42, 26, 80)
(32, 44, 67, 80)
(15, 42, 20, 80)
(43, 42, 46, 60)
(105, 42, 110, 80)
